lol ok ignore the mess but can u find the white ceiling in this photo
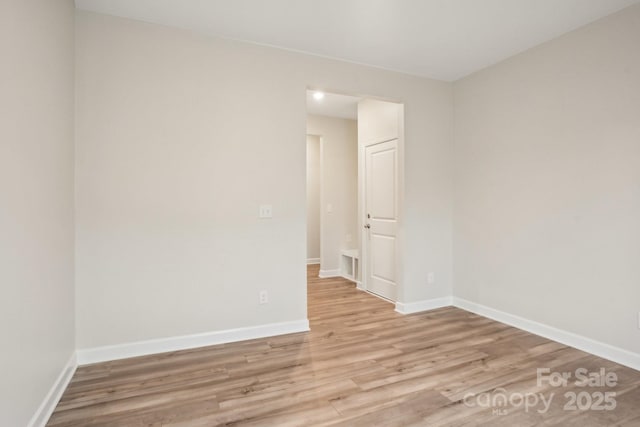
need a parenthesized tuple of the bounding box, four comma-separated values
(306, 91, 361, 120)
(75, 0, 639, 81)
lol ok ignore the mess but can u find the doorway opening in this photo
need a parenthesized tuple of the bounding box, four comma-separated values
(305, 89, 404, 304)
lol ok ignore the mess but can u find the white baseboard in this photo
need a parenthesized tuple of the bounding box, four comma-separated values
(306, 258, 320, 265)
(356, 281, 364, 290)
(395, 296, 453, 314)
(453, 297, 640, 372)
(77, 319, 310, 365)
(318, 269, 341, 278)
(28, 352, 77, 427)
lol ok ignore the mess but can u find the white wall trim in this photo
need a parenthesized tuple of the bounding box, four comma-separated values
(306, 258, 320, 265)
(318, 269, 341, 278)
(28, 352, 77, 427)
(453, 297, 640, 372)
(395, 296, 453, 314)
(392, 295, 640, 371)
(77, 319, 310, 365)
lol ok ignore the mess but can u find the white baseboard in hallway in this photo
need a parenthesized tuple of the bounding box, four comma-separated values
(318, 269, 341, 278)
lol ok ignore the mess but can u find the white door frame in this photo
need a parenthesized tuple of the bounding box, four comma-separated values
(306, 134, 323, 266)
(358, 103, 404, 302)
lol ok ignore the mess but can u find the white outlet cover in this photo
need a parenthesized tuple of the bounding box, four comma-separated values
(259, 290, 269, 304)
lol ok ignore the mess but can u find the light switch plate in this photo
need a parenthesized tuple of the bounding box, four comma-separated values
(259, 205, 272, 219)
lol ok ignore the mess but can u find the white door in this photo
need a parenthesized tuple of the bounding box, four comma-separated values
(364, 139, 398, 300)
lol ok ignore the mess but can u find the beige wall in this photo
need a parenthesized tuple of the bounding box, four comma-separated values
(75, 11, 453, 349)
(2, 3, 638, 423)
(0, 0, 76, 425)
(307, 116, 358, 274)
(306, 135, 321, 261)
(454, 5, 640, 354)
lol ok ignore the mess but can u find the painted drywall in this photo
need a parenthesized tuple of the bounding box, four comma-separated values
(306, 135, 321, 262)
(307, 116, 358, 274)
(75, 10, 453, 348)
(0, 0, 76, 425)
(454, 4, 640, 354)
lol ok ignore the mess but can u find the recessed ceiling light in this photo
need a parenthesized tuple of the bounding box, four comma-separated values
(313, 91, 325, 101)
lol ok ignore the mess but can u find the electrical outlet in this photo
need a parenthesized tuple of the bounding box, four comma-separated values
(427, 272, 435, 285)
(259, 290, 269, 304)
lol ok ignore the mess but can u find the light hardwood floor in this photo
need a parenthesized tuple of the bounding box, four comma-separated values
(49, 265, 640, 426)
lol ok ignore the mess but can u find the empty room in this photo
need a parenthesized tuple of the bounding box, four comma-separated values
(3, 0, 640, 426)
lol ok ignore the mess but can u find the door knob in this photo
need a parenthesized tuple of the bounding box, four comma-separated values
(364, 224, 371, 229)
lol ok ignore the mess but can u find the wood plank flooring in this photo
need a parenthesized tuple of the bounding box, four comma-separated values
(48, 265, 640, 426)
